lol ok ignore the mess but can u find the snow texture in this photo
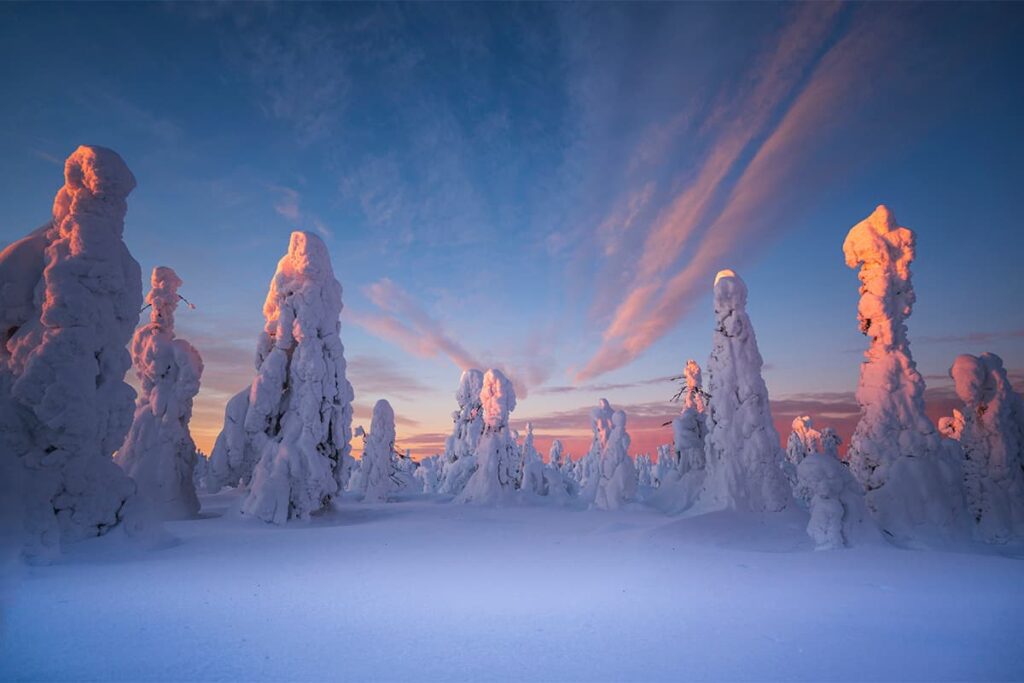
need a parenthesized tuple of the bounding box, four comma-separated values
(438, 369, 484, 496)
(352, 399, 398, 503)
(456, 369, 519, 504)
(0, 145, 142, 558)
(843, 206, 966, 546)
(796, 452, 879, 550)
(699, 270, 791, 513)
(939, 353, 1024, 543)
(115, 267, 203, 520)
(594, 404, 637, 510)
(209, 231, 354, 523)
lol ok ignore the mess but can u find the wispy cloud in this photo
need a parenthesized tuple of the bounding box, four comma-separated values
(914, 329, 1024, 345)
(271, 185, 333, 238)
(576, 4, 915, 381)
(346, 353, 433, 401)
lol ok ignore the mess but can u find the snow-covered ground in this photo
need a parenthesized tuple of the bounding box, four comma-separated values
(3, 490, 1022, 682)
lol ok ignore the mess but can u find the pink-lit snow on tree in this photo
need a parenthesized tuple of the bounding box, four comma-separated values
(0, 146, 142, 556)
(115, 267, 203, 520)
(843, 206, 965, 544)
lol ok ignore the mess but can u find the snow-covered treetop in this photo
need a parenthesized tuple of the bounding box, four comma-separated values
(591, 398, 615, 450)
(842, 205, 916, 349)
(55, 145, 136, 221)
(713, 269, 747, 315)
(480, 368, 516, 431)
(370, 399, 396, 449)
(950, 353, 1007, 410)
(262, 231, 342, 353)
(456, 368, 485, 409)
(681, 359, 706, 412)
(146, 266, 184, 331)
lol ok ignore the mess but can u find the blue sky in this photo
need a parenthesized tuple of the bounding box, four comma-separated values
(1, 2, 1022, 457)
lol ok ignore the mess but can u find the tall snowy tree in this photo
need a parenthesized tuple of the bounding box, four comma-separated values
(671, 359, 708, 476)
(115, 267, 203, 520)
(355, 399, 399, 503)
(699, 270, 791, 513)
(594, 405, 637, 510)
(578, 399, 615, 505)
(457, 369, 519, 504)
(207, 231, 354, 523)
(438, 368, 484, 496)
(520, 422, 546, 496)
(0, 146, 142, 557)
(843, 206, 965, 544)
(939, 353, 1024, 543)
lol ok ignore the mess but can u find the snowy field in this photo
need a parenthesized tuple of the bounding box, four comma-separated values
(3, 490, 1023, 683)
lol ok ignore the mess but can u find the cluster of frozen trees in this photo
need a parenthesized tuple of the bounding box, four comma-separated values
(2, 147, 1022, 559)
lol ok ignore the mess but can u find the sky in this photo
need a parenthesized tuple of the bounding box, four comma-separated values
(1, 2, 1023, 460)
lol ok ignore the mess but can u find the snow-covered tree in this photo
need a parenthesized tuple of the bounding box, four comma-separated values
(938, 353, 1024, 543)
(636, 453, 654, 489)
(578, 399, 615, 505)
(206, 231, 353, 523)
(353, 399, 399, 503)
(672, 360, 708, 472)
(438, 369, 484, 496)
(519, 422, 546, 496)
(457, 369, 519, 504)
(843, 206, 965, 544)
(542, 439, 572, 502)
(595, 407, 637, 510)
(115, 266, 203, 520)
(415, 454, 443, 494)
(796, 452, 877, 550)
(0, 146, 142, 557)
(699, 270, 791, 513)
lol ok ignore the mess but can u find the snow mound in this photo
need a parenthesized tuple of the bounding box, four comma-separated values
(115, 267, 203, 520)
(843, 206, 966, 546)
(698, 270, 791, 513)
(0, 145, 142, 558)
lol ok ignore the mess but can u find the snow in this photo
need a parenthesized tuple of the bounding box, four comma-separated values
(438, 369, 484, 496)
(2, 489, 1022, 682)
(0, 145, 142, 559)
(939, 353, 1024, 543)
(699, 270, 791, 513)
(115, 267, 203, 520)
(457, 369, 519, 504)
(208, 231, 354, 524)
(594, 408, 637, 510)
(350, 399, 399, 503)
(843, 206, 967, 546)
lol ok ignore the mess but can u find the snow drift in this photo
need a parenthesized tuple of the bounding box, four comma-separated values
(115, 267, 203, 520)
(0, 145, 142, 558)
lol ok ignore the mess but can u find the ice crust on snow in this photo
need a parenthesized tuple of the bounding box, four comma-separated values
(939, 353, 1024, 543)
(843, 206, 965, 545)
(208, 231, 354, 523)
(699, 270, 791, 513)
(115, 267, 203, 520)
(0, 146, 142, 557)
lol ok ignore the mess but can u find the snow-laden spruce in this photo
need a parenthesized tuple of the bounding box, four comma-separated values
(543, 439, 573, 502)
(594, 403, 637, 510)
(699, 270, 791, 513)
(843, 206, 965, 545)
(456, 369, 519, 504)
(578, 399, 615, 505)
(652, 359, 709, 512)
(438, 368, 484, 495)
(115, 267, 203, 520)
(519, 423, 546, 497)
(784, 416, 840, 488)
(415, 454, 443, 494)
(0, 146, 141, 557)
(352, 399, 399, 503)
(939, 353, 1024, 543)
(208, 231, 354, 523)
